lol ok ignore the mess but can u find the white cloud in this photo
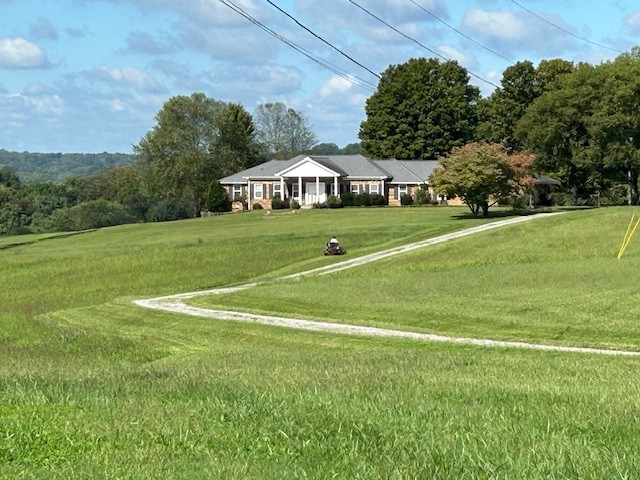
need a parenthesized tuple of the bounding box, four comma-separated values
(319, 75, 354, 98)
(209, 63, 303, 97)
(92, 67, 166, 93)
(462, 8, 575, 56)
(437, 45, 478, 70)
(124, 31, 177, 55)
(101, 0, 264, 28)
(0, 37, 50, 69)
(25, 94, 64, 116)
(464, 10, 529, 42)
(625, 12, 640, 36)
(1, 92, 64, 119)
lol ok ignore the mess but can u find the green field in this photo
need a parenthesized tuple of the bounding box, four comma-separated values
(3, 207, 640, 478)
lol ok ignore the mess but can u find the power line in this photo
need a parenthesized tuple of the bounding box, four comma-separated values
(217, 0, 377, 92)
(506, 0, 623, 54)
(263, 0, 381, 80)
(407, 0, 515, 65)
(346, 0, 501, 89)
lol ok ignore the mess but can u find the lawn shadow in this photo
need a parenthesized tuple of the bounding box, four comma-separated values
(0, 229, 98, 251)
(450, 206, 593, 221)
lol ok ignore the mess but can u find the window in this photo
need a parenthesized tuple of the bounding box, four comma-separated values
(397, 184, 408, 199)
(292, 184, 300, 199)
(273, 183, 282, 199)
(369, 183, 380, 195)
(253, 184, 263, 200)
(351, 184, 360, 194)
(232, 185, 243, 200)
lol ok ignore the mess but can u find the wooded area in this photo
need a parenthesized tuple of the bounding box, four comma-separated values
(3, 48, 640, 234)
(0, 150, 134, 183)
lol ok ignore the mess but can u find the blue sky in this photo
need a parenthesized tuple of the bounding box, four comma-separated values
(1, 0, 639, 153)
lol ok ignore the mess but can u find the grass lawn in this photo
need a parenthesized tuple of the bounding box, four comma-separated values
(191, 207, 640, 350)
(2, 206, 640, 478)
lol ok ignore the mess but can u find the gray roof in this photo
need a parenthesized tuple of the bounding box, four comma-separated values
(219, 158, 297, 183)
(372, 160, 439, 183)
(534, 173, 561, 186)
(311, 155, 389, 178)
(220, 155, 436, 184)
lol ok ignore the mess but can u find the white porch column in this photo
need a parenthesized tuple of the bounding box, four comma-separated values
(316, 176, 320, 204)
(334, 176, 339, 197)
(381, 179, 385, 197)
(247, 179, 251, 210)
(298, 176, 302, 205)
(280, 177, 285, 198)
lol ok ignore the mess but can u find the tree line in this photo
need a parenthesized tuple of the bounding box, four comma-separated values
(0, 150, 135, 183)
(4, 47, 640, 234)
(0, 99, 350, 235)
(360, 49, 640, 212)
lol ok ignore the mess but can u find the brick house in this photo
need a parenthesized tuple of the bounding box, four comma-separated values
(219, 154, 453, 209)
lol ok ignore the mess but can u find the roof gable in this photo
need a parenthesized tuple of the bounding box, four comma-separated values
(275, 156, 341, 177)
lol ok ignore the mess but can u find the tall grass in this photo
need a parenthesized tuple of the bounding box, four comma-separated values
(2, 207, 640, 478)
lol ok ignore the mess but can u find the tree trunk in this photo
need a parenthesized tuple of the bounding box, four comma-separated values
(194, 194, 202, 217)
(628, 168, 639, 205)
(481, 201, 489, 217)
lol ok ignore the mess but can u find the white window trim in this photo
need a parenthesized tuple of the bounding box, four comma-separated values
(273, 183, 282, 198)
(351, 184, 360, 194)
(369, 183, 380, 195)
(253, 184, 263, 200)
(232, 185, 243, 199)
(292, 184, 300, 198)
(397, 184, 408, 198)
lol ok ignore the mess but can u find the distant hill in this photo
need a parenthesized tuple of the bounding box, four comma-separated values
(0, 149, 135, 183)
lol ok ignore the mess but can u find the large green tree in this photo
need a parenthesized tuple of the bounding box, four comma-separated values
(136, 93, 260, 217)
(587, 51, 640, 203)
(359, 57, 480, 160)
(429, 142, 534, 216)
(254, 102, 317, 160)
(476, 59, 574, 150)
(0, 166, 32, 235)
(516, 52, 640, 204)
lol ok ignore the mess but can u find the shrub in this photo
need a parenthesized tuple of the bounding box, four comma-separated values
(289, 199, 300, 210)
(355, 192, 372, 206)
(252, 203, 264, 210)
(204, 179, 231, 213)
(414, 187, 431, 206)
(146, 198, 192, 222)
(327, 195, 343, 208)
(340, 192, 356, 207)
(271, 195, 289, 210)
(400, 193, 414, 206)
(50, 199, 136, 231)
(313, 202, 328, 209)
(369, 193, 386, 206)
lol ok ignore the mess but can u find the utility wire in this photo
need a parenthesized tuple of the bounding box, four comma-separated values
(407, 0, 515, 65)
(346, 0, 501, 89)
(507, 0, 622, 54)
(263, 0, 381, 80)
(217, 0, 377, 92)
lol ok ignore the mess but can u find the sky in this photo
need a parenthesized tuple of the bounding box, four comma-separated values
(1, 0, 639, 154)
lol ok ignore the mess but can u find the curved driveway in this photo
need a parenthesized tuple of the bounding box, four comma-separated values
(134, 213, 640, 357)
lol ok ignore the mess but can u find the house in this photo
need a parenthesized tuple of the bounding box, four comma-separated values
(219, 154, 450, 209)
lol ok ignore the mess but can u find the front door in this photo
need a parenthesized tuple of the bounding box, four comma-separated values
(305, 182, 327, 204)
